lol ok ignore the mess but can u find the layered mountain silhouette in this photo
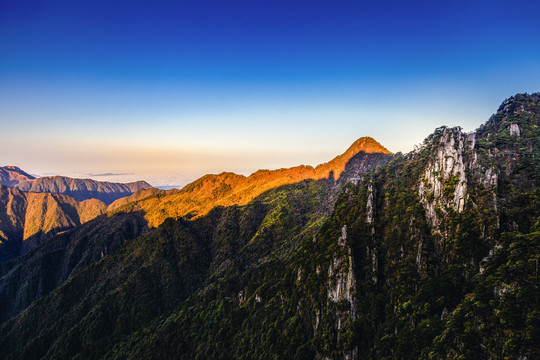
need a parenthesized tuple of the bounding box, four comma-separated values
(0, 186, 173, 262)
(0, 93, 538, 359)
(0, 138, 390, 263)
(0, 167, 152, 204)
(0, 170, 154, 261)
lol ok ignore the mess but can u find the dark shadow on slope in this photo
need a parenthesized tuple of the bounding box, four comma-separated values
(0, 176, 341, 359)
(0, 151, 393, 326)
(56, 189, 136, 204)
(0, 151, 395, 359)
(0, 211, 148, 324)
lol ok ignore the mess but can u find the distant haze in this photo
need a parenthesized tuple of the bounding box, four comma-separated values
(1, 1, 539, 187)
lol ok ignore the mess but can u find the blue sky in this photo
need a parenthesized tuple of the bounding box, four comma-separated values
(1, 0, 539, 186)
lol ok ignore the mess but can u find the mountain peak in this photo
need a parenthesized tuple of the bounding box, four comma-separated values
(1, 165, 36, 178)
(345, 136, 392, 156)
(314, 137, 391, 180)
(479, 92, 540, 139)
(496, 92, 540, 114)
(0, 165, 36, 187)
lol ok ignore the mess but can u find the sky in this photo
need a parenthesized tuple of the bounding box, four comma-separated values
(1, 0, 539, 187)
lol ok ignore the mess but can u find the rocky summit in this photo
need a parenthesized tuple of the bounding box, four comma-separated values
(0, 93, 538, 360)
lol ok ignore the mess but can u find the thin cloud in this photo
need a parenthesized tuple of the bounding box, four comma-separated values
(87, 172, 135, 177)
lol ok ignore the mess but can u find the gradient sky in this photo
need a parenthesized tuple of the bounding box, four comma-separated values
(1, 0, 539, 187)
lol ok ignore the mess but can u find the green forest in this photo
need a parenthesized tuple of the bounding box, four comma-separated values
(0, 93, 539, 359)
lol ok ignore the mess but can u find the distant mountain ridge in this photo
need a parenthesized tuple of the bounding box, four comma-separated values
(0, 186, 174, 262)
(0, 169, 153, 262)
(0, 167, 152, 204)
(0, 166, 35, 187)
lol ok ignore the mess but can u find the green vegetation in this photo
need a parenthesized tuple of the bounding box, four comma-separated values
(0, 93, 538, 359)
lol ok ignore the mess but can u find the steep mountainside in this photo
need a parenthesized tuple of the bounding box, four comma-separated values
(107, 187, 172, 211)
(0, 185, 107, 261)
(0, 93, 538, 359)
(103, 93, 539, 359)
(111, 137, 391, 227)
(0, 170, 153, 204)
(0, 185, 171, 263)
(0, 178, 340, 360)
(0, 211, 148, 323)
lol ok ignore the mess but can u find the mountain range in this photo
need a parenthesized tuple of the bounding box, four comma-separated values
(0, 171, 155, 262)
(0, 93, 538, 359)
(0, 167, 152, 204)
(0, 137, 390, 263)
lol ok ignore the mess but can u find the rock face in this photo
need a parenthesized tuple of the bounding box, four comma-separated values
(327, 225, 358, 360)
(308, 93, 540, 359)
(509, 123, 521, 136)
(418, 127, 470, 232)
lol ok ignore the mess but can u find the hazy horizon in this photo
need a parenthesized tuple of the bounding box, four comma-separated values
(2, 1, 539, 187)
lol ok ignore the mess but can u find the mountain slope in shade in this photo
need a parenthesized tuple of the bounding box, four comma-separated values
(0, 167, 153, 205)
(112, 137, 392, 227)
(0, 176, 340, 358)
(0, 211, 148, 323)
